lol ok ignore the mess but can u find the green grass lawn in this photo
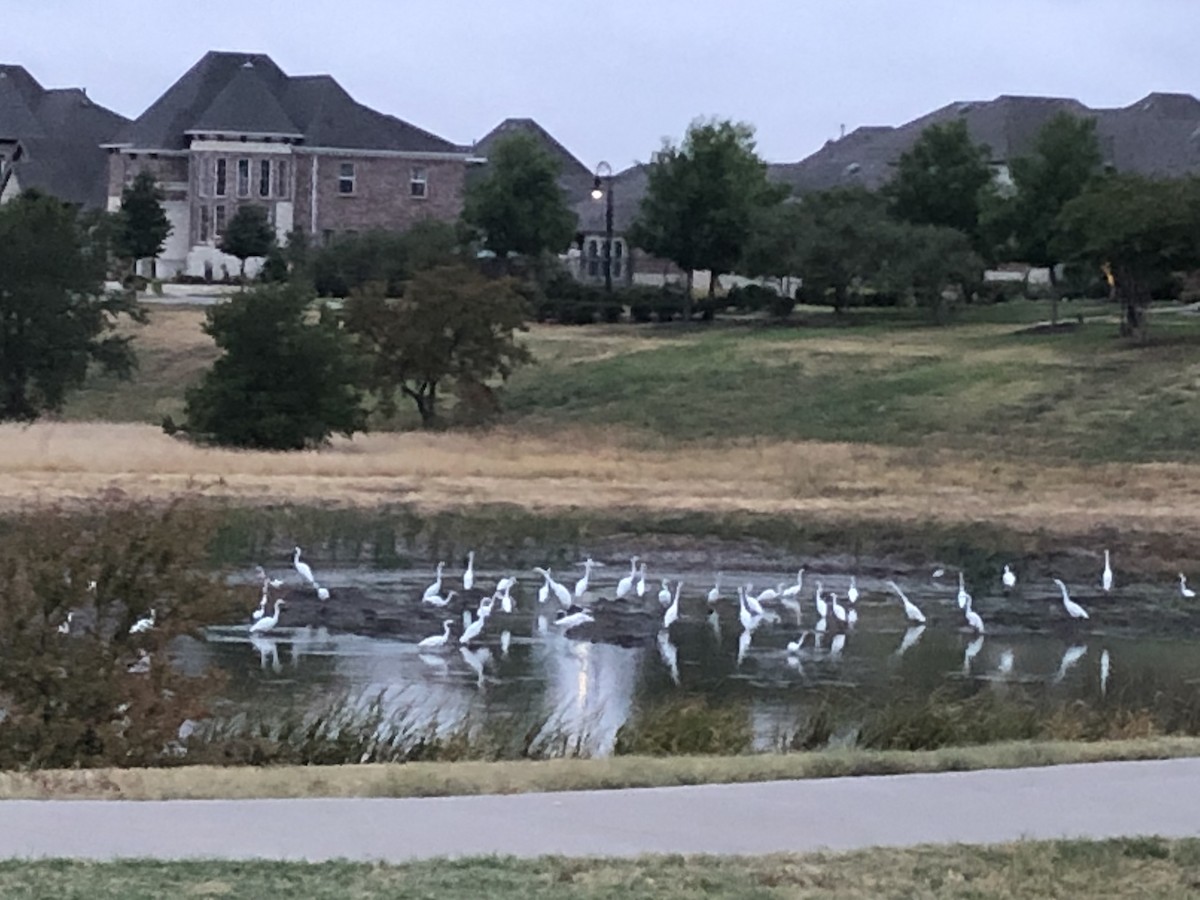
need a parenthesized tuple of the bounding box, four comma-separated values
(5, 838, 1199, 898)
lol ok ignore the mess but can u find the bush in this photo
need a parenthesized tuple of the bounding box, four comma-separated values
(310, 221, 458, 298)
(725, 283, 778, 313)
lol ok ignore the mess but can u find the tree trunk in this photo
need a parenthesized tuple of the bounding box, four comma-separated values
(683, 270, 694, 322)
(1115, 268, 1148, 340)
(1047, 263, 1060, 327)
(833, 283, 846, 315)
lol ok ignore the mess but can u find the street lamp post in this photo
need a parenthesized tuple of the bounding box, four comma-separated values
(591, 161, 614, 294)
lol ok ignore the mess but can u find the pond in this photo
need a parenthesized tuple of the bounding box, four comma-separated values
(192, 560, 1200, 757)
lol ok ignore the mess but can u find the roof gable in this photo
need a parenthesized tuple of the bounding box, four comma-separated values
(189, 61, 301, 136)
(0, 66, 45, 140)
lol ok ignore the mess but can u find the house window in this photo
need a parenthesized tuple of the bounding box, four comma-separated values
(586, 239, 599, 278)
(214, 204, 226, 237)
(214, 159, 227, 197)
(410, 166, 428, 198)
(274, 160, 288, 198)
(237, 159, 250, 197)
(259, 160, 271, 198)
(338, 162, 355, 194)
(199, 205, 211, 242)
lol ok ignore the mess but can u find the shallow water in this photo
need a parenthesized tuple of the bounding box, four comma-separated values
(200, 563, 1200, 755)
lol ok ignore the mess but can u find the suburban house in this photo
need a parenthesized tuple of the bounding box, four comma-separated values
(106, 51, 473, 278)
(0, 64, 127, 208)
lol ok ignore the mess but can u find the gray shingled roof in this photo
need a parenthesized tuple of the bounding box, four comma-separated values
(116, 51, 461, 153)
(0, 65, 127, 207)
(475, 117, 595, 195)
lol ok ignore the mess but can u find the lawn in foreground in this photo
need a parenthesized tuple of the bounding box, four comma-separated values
(4, 838, 1199, 898)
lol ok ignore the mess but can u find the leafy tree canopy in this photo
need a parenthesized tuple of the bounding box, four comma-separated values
(0, 189, 144, 421)
(115, 171, 172, 267)
(343, 263, 532, 427)
(630, 118, 788, 314)
(219, 205, 276, 276)
(1055, 174, 1200, 336)
(310, 219, 459, 297)
(183, 283, 366, 449)
(461, 133, 577, 261)
(886, 119, 994, 251)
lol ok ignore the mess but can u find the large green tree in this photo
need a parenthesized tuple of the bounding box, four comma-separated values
(1055, 174, 1200, 337)
(630, 119, 788, 318)
(115, 171, 172, 277)
(183, 283, 366, 449)
(0, 190, 143, 421)
(219, 204, 275, 277)
(461, 133, 577, 264)
(983, 113, 1103, 324)
(886, 119, 994, 252)
(878, 223, 984, 322)
(343, 263, 531, 427)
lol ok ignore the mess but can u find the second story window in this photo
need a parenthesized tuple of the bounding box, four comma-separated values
(215, 159, 227, 197)
(274, 160, 289, 198)
(410, 166, 428, 198)
(259, 160, 271, 198)
(338, 162, 355, 194)
(237, 158, 250, 197)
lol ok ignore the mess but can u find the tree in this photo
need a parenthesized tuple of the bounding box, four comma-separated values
(310, 220, 459, 297)
(183, 283, 366, 449)
(0, 189, 144, 421)
(461, 133, 577, 263)
(219, 205, 275, 278)
(115, 171, 172, 277)
(343, 263, 532, 427)
(1055, 174, 1200, 337)
(982, 113, 1103, 324)
(878, 223, 984, 322)
(886, 120, 994, 252)
(630, 119, 788, 319)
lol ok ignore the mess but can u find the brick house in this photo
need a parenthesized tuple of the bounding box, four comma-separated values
(0, 64, 127, 208)
(106, 51, 472, 278)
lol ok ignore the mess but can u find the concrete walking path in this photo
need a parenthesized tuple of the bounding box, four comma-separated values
(2, 758, 1199, 861)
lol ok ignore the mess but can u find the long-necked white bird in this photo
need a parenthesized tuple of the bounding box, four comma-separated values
(738, 587, 761, 633)
(423, 589, 458, 608)
(574, 559, 598, 598)
(616, 557, 639, 599)
(662, 581, 682, 630)
(707, 572, 723, 605)
(495, 575, 517, 595)
(533, 567, 571, 607)
(423, 562, 446, 602)
(293, 546, 317, 588)
(963, 595, 985, 634)
(957, 572, 970, 610)
(129, 608, 156, 634)
(814, 581, 828, 620)
(887, 580, 927, 625)
(658, 579, 672, 608)
(1102, 550, 1113, 593)
(1052, 578, 1089, 621)
(418, 619, 454, 649)
(250, 599, 285, 635)
(57, 612, 74, 635)
(829, 592, 847, 625)
(742, 584, 766, 617)
(846, 576, 859, 605)
(786, 631, 810, 654)
(1180, 574, 1196, 599)
(635, 562, 648, 597)
(255, 565, 285, 590)
(462, 551, 476, 591)
(534, 567, 552, 605)
(251, 593, 268, 621)
(460, 607, 490, 645)
(781, 568, 806, 598)
(1002, 565, 1017, 591)
(554, 608, 595, 632)
(752, 584, 784, 605)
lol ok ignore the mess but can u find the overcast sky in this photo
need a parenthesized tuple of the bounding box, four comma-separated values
(5, 0, 1198, 168)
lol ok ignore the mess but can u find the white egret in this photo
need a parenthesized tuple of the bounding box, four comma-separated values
(1180, 574, 1196, 599)
(1100, 648, 1111, 696)
(249, 599, 285, 635)
(1102, 550, 1113, 593)
(957, 572, 970, 610)
(1052, 578, 1089, 621)
(786, 631, 809, 654)
(251, 595, 267, 621)
(657, 579, 672, 607)
(814, 616, 828, 633)
(463, 551, 476, 591)
(742, 585, 766, 617)
(616, 557, 639, 599)
(635, 562, 648, 597)
(962, 634, 984, 675)
(57, 612, 74, 635)
(829, 592, 847, 624)
(781, 568, 806, 598)
(846, 576, 859, 605)
(496, 575, 517, 594)
(293, 546, 317, 588)
(707, 572, 723, 605)
(1002, 565, 1017, 590)
(662, 581, 682, 631)
(963, 595, 985, 634)
(932, 568, 945, 579)
(255, 566, 284, 590)
(423, 589, 458, 608)
(549, 574, 572, 608)
(460, 608, 490, 645)
(737, 587, 760, 632)
(574, 559, 597, 598)
(753, 584, 783, 605)
(1054, 644, 1088, 683)
(814, 581, 828, 620)
(533, 567, 552, 605)
(422, 562, 446, 602)
(499, 585, 515, 614)
(554, 608, 595, 632)
(129, 609, 156, 634)
(656, 630, 680, 685)
(887, 580, 927, 625)
(418, 619, 454, 649)
(894, 625, 926, 657)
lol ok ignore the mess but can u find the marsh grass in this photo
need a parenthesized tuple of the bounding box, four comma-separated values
(4, 838, 1200, 897)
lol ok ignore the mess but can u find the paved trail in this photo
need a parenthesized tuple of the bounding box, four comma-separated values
(3, 759, 1199, 861)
